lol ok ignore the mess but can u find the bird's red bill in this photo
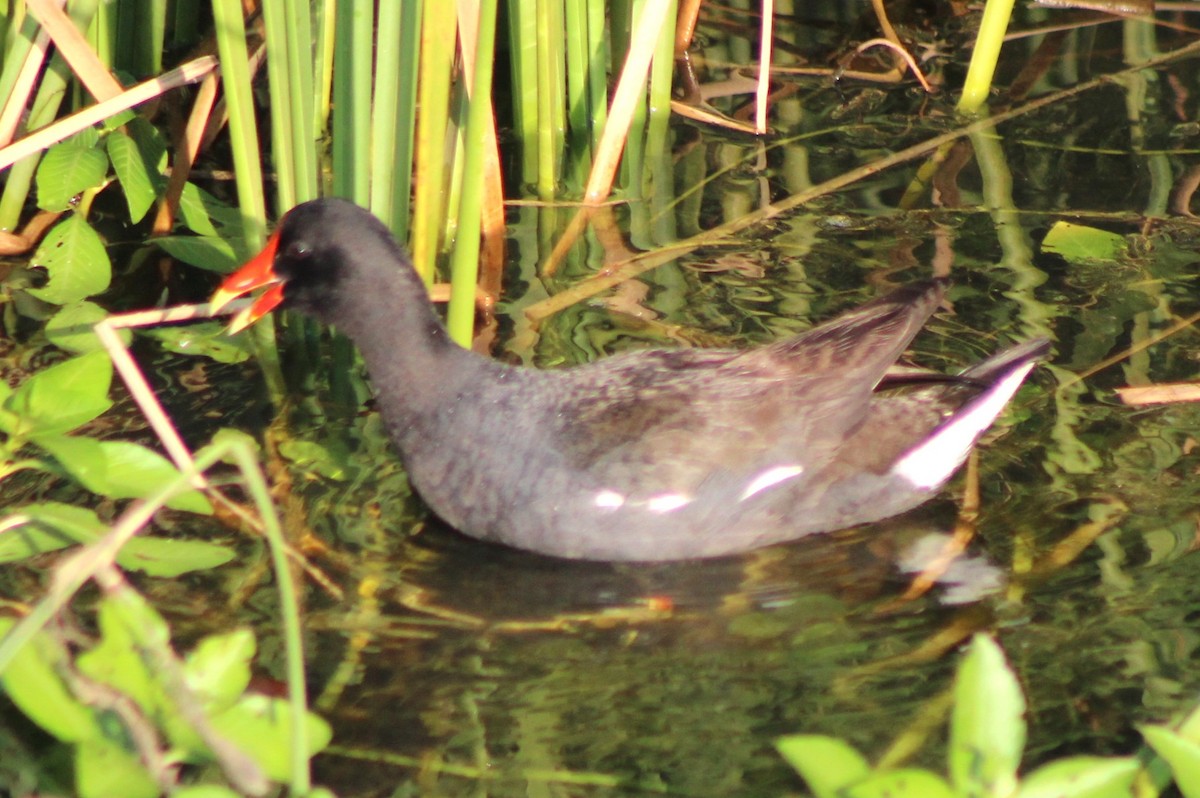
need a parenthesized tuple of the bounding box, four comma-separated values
(210, 228, 282, 333)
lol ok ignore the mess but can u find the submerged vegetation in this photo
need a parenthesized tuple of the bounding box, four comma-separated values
(0, 0, 1199, 796)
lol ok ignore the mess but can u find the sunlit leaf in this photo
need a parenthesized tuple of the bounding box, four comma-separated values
(155, 234, 243, 273)
(0, 503, 104, 562)
(27, 215, 112, 305)
(844, 769, 955, 798)
(141, 322, 252, 363)
(185, 629, 255, 711)
(45, 301, 129, 354)
(0, 617, 103, 743)
(1143, 725, 1200, 798)
(775, 734, 871, 798)
(1017, 756, 1139, 798)
(75, 737, 159, 798)
(950, 635, 1026, 798)
(211, 695, 332, 781)
(6, 351, 113, 437)
(35, 436, 212, 514)
(178, 182, 244, 236)
(119, 536, 235, 576)
(1042, 222, 1127, 264)
(36, 137, 109, 212)
(107, 130, 160, 223)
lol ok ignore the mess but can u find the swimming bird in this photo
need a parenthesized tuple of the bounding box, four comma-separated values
(211, 199, 1049, 561)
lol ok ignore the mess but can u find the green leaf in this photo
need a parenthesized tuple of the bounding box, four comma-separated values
(126, 116, 168, 173)
(845, 769, 956, 798)
(184, 629, 255, 711)
(1143, 725, 1200, 798)
(36, 137, 109, 212)
(178, 182, 244, 236)
(950, 635, 1026, 798)
(45, 301, 129, 354)
(119, 536, 235, 577)
(107, 131, 160, 223)
(1042, 222, 1127, 264)
(6, 351, 113, 437)
(27, 215, 112, 305)
(0, 617, 104, 743)
(36, 436, 212, 513)
(211, 695, 332, 781)
(1018, 756, 1139, 798)
(775, 734, 871, 798)
(155, 235, 243, 273)
(0, 503, 106, 564)
(76, 596, 168, 717)
(0, 512, 77, 562)
(75, 737, 159, 798)
(141, 322, 252, 363)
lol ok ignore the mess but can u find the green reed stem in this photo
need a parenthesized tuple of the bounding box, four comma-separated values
(957, 0, 1015, 114)
(410, 3, 457, 283)
(332, 0, 372, 205)
(506, 0, 538, 187)
(446, 0, 500, 346)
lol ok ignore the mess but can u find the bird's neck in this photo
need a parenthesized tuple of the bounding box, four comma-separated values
(328, 260, 487, 419)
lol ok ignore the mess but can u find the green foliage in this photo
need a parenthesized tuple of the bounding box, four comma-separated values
(1041, 221, 1128, 264)
(777, 635, 1146, 798)
(0, 596, 330, 796)
(26, 213, 112, 305)
(0, 350, 221, 570)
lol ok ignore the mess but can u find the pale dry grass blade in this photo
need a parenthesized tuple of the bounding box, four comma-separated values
(26, 0, 124, 101)
(0, 55, 217, 172)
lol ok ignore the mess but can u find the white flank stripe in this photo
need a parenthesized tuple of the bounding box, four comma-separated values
(593, 490, 626, 509)
(646, 493, 693, 513)
(893, 362, 1036, 490)
(740, 464, 805, 500)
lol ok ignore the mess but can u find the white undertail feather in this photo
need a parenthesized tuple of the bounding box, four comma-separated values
(892, 362, 1036, 490)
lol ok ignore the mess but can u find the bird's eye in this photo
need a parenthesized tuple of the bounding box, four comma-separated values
(284, 241, 312, 260)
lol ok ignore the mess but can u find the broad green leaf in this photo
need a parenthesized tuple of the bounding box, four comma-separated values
(45, 301, 129, 354)
(185, 629, 255, 710)
(775, 734, 871, 798)
(178, 182, 244, 236)
(36, 138, 109, 211)
(76, 737, 159, 798)
(0, 518, 76, 562)
(126, 116, 168, 173)
(1143, 725, 1200, 798)
(141, 322, 252, 363)
(155, 234, 242, 273)
(950, 635, 1026, 798)
(1018, 756, 1139, 798)
(77, 596, 167, 715)
(6, 351, 113, 437)
(212, 695, 332, 781)
(1042, 222, 1127, 264)
(107, 131, 159, 223)
(0, 503, 104, 562)
(0, 617, 103, 742)
(27, 215, 112, 305)
(845, 769, 956, 798)
(119, 536, 235, 576)
(36, 436, 211, 513)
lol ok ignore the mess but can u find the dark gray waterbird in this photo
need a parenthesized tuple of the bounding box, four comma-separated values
(212, 199, 1049, 561)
